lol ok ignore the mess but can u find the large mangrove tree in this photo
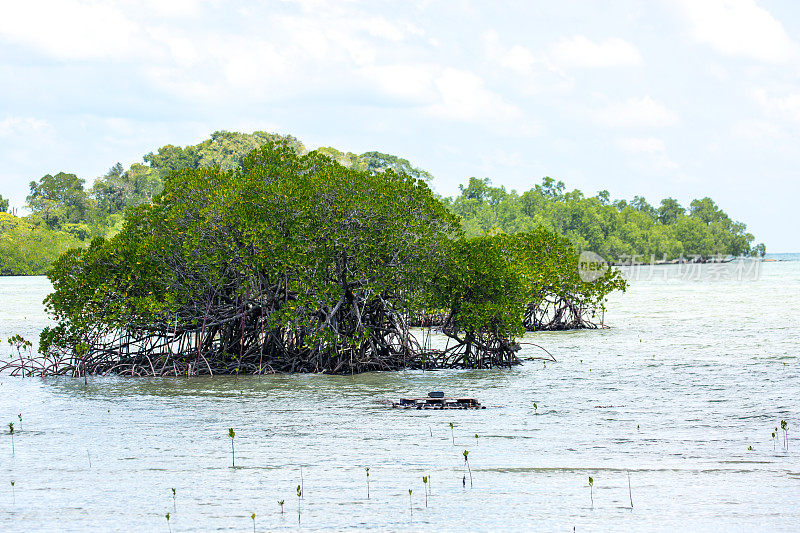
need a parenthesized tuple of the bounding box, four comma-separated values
(6, 142, 625, 377)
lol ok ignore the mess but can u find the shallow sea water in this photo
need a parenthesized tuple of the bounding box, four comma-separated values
(0, 259, 798, 531)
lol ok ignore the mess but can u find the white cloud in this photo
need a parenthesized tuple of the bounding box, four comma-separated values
(360, 63, 438, 103)
(478, 148, 525, 172)
(481, 31, 573, 95)
(501, 44, 540, 74)
(143, 0, 202, 18)
(593, 96, 678, 128)
(615, 137, 677, 171)
(549, 35, 643, 68)
(0, 0, 145, 60)
(426, 68, 520, 122)
(752, 88, 800, 123)
(675, 0, 797, 63)
(732, 119, 783, 141)
(0, 117, 53, 137)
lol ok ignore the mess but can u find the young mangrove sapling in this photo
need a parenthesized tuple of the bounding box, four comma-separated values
(463, 450, 473, 487)
(781, 420, 789, 450)
(278, 499, 284, 514)
(408, 489, 413, 517)
(422, 476, 428, 507)
(365, 467, 370, 499)
(10, 480, 14, 504)
(588, 476, 594, 508)
(297, 485, 302, 522)
(165, 513, 171, 533)
(627, 472, 633, 509)
(8, 422, 14, 455)
(251, 512, 256, 532)
(228, 428, 236, 467)
(171, 488, 176, 513)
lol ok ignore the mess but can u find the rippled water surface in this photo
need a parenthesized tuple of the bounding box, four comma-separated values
(1, 260, 799, 531)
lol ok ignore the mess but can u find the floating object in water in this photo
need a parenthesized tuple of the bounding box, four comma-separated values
(392, 395, 484, 409)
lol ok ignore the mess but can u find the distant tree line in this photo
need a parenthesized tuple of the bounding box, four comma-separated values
(445, 177, 765, 261)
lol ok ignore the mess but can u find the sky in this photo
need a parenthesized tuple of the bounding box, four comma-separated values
(0, 0, 798, 251)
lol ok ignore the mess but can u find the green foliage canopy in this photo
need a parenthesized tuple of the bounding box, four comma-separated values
(447, 177, 764, 260)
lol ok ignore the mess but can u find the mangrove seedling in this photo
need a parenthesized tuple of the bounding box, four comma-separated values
(10, 480, 14, 504)
(748, 445, 754, 451)
(475, 433, 479, 446)
(17, 414, 21, 431)
(365, 467, 370, 499)
(781, 420, 789, 450)
(588, 476, 594, 508)
(9, 422, 14, 455)
(408, 489, 413, 517)
(171, 488, 176, 513)
(251, 512, 256, 533)
(463, 450, 473, 487)
(773, 431, 777, 451)
(422, 476, 428, 507)
(297, 484, 302, 522)
(166, 512, 171, 533)
(278, 499, 285, 514)
(449, 422, 454, 445)
(627, 472, 633, 509)
(533, 402, 538, 414)
(228, 428, 236, 467)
